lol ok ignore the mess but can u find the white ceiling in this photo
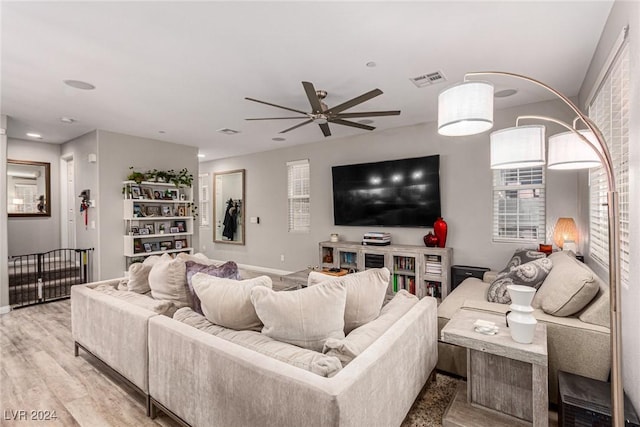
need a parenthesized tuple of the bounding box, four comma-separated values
(1, 1, 613, 161)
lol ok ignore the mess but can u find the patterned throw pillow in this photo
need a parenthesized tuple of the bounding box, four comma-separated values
(487, 257, 553, 304)
(185, 260, 240, 314)
(500, 249, 547, 274)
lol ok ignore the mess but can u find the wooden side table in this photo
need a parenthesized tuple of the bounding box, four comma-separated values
(441, 309, 548, 427)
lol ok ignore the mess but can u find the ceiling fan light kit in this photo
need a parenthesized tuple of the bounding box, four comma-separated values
(245, 81, 400, 137)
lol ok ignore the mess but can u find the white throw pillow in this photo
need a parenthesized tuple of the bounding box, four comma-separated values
(323, 290, 418, 365)
(176, 252, 216, 265)
(148, 253, 190, 307)
(251, 281, 347, 352)
(192, 273, 272, 331)
(307, 268, 390, 333)
(125, 262, 153, 293)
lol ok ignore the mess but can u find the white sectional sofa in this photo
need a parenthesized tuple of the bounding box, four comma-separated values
(71, 259, 439, 427)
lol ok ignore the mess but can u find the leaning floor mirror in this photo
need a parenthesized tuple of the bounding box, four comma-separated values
(7, 159, 51, 217)
(214, 169, 245, 245)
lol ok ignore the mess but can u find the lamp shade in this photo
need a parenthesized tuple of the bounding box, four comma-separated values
(547, 129, 601, 170)
(553, 217, 578, 249)
(438, 81, 494, 136)
(490, 125, 546, 169)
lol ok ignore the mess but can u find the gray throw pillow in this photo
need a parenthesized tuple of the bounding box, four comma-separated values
(487, 257, 553, 304)
(501, 249, 547, 274)
(185, 260, 240, 314)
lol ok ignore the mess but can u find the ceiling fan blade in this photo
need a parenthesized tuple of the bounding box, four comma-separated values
(325, 88, 383, 115)
(330, 118, 376, 131)
(245, 97, 308, 116)
(279, 119, 313, 134)
(302, 81, 324, 114)
(245, 117, 308, 120)
(319, 122, 331, 137)
(335, 110, 401, 118)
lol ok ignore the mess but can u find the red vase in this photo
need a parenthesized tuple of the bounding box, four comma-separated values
(423, 232, 438, 247)
(434, 217, 447, 248)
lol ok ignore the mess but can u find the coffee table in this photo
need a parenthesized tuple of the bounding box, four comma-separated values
(278, 268, 313, 291)
(441, 309, 548, 427)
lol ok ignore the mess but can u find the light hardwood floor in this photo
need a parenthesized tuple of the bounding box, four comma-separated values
(0, 299, 179, 427)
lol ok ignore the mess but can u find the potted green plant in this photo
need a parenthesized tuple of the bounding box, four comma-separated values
(127, 167, 146, 184)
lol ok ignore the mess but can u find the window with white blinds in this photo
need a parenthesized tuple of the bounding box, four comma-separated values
(287, 159, 310, 232)
(493, 167, 546, 242)
(588, 41, 630, 286)
(198, 173, 210, 227)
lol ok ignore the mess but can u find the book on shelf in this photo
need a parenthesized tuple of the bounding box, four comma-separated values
(362, 239, 391, 246)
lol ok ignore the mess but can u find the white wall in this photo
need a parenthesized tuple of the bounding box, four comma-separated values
(578, 0, 640, 414)
(97, 130, 199, 280)
(7, 138, 61, 256)
(200, 98, 579, 272)
(61, 131, 100, 280)
(0, 115, 9, 313)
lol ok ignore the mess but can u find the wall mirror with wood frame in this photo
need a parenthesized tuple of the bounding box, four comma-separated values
(7, 159, 51, 217)
(213, 169, 245, 245)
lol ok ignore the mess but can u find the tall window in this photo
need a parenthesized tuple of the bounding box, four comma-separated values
(287, 159, 310, 232)
(588, 40, 629, 286)
(198, 173, 210, 227)
(493, 167, 546, 242)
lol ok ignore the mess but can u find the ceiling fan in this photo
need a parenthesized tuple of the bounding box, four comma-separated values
(245, 81, 400, 137)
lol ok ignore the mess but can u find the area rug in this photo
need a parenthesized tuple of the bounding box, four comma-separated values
(402, 373, 461, 427)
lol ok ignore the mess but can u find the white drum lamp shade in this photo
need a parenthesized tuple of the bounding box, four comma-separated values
(490, 125, 546, 169)
(547, 129, 601, 170)
(438, 81, 494, 136)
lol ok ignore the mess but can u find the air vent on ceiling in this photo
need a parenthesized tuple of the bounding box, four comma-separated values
(217, 128, 240, 135)
(409, 71, 446, 88)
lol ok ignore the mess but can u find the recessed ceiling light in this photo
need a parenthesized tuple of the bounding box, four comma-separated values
(217, 128, 240, 135)
(495, 89, 518, 98)
(272, 137, 286, 142)
(158, 130, 166, 134)
(197, 154, 205, 158)
(60, 116, 75, 124)
(358, 119, 374, 125)
(26, 132, 42, 138)
(63, 79, 96, 90)
(366, 61, 377, 68)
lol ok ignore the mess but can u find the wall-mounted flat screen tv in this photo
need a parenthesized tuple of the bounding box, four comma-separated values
(332, 155, 441, 227)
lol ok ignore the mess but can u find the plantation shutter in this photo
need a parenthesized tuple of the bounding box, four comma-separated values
(287, 159, 310, 232)
(588, 38, 630, 286)
(493, 167, 546, 242)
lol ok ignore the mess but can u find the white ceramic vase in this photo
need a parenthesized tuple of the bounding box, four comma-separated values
(506, 285, 537, 344)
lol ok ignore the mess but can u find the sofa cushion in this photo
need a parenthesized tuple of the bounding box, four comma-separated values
(487, 258, 552, 304)
(308, 267, 390, 333)
(438, 278, 490, 321)
(578, 276, 610, 328)
(185, 260, 240, 315)
(323, 290, 418, 365)
(534, 251, 600, 317)
(148, 253, 190, 308)
(501, 249, 547, 273)
(93, 283, 177, 316)
(192, 273, 271, 331)
(173, 307, 342, 377)
(251, 281, 347, 352)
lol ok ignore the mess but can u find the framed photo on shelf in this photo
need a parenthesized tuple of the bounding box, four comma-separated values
(143, 243, 153, 253)
(142, 187, 153, 200)
(169, 226, 180, 234)
(153, 190, 162, 200)
(146, 205, 161, 216)
(151, 242, 161, 252)
(130, 226, 139, 235)
(138, 227, 150, 235)
(130, 185, 142, 199)
(133, 239, 143, 253)
(168, 189, 179, 200)
(177, 206, 186, 217)
(160, 241, 173, 251)
(173, 220, 186, 233)
(133, 204, 144, 217)
(175, 238, 188, 250)
(145, 223, 155, 234)
(161, 205, 173, 217)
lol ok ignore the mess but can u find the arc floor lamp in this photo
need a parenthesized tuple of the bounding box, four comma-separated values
(438, 71, 623, 426)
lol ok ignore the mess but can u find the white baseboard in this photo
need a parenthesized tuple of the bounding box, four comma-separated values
(0, 305, 11, 315)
